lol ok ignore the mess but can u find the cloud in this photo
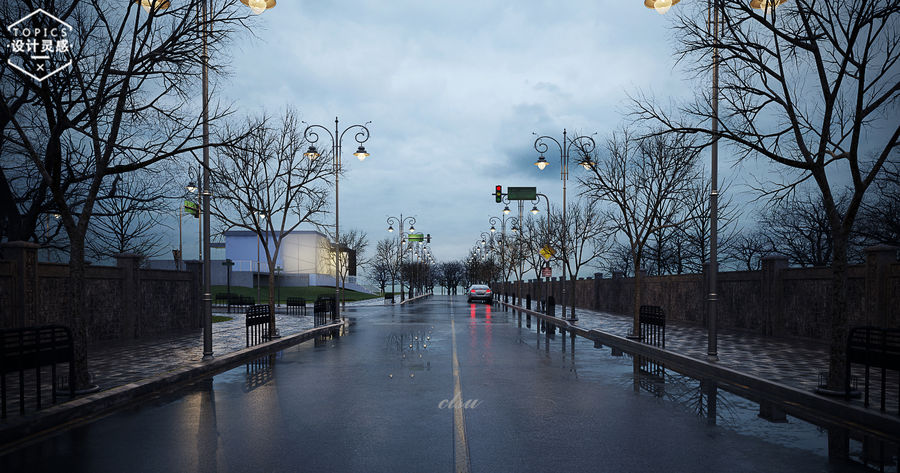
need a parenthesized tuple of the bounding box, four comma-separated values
(174, 0, 704, 268)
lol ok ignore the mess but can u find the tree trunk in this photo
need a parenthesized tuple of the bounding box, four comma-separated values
(68, 232, 92, 390)
(826, 230, 851, 391)
(632, 254, 641, 337)
(570, 274, 577, 319)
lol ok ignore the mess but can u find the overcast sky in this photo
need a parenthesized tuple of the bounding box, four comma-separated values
(190, 1, 729, 267)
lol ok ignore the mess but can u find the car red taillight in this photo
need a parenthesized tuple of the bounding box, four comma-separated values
(485, 290, 491, 293)
(470, 289, 476, 293)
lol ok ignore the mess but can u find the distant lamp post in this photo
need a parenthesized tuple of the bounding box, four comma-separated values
(222, 259, 234, 299)
(304, 118, 371, 320)
(386, 214, 416, 302)
(534, 129, 596, 321)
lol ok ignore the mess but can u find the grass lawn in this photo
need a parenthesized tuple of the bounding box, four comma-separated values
(212, 315, 233, 323)
(211, 285, 380, 304)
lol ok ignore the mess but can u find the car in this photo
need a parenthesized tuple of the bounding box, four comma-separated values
(467, 284, 493, 304)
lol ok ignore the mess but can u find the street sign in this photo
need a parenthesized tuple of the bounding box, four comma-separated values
(541, 266, 552, 277)
(408, 233, 425, 242)
(184, 200, 199, 218)
(539, 245, 556, 261)
(508, 186, 537, 201)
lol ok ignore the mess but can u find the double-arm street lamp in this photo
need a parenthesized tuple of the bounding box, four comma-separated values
(533, 130, 596, 321)
(141, 0, 276, 359)
(387, 215, 417, 302)
(489, 214, 518, 284)
(147, 0, 275, 358)
(644, 0, 783, 359)
(529, 192, 552, 309)
(303, 118, 371, 321)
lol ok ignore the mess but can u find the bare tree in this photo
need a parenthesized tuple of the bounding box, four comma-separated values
(549, 199, 612, 318)
(726, 229, 773, 271)
(0, 1, 249, 388)
(369, 238, 398, 295)
(210, 109, 330, 334)
(760, 192, 850, 267)
(580, 130, 700, 337)
(439, 261, 465, 294)
(85, 173, 170, 263)
(632, 0, 900, 395)
(856, 162, 900, 248)
(676, 174, 739, 273)
(321, 228, 369, 304)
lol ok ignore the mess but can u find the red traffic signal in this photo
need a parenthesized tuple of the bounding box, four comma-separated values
(495, 185, 502, 203)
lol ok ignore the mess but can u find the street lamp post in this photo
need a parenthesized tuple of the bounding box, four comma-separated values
(141, 0, 276, 360)
(533, 130, 596, 321)
(489, 214, 518, 289)
(387, 215, 416, 302)
(303, 118, 371, 321)
(644, 0, 781, 360)
(531, 192, 552, 311)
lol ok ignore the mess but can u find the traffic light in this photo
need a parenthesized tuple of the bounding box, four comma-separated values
(495, 185, 502, 203)
(426, 234, 432, 243)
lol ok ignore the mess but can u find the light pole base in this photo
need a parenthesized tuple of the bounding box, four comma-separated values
(706, 354, 719, 362)
(202, 353, 214, 361)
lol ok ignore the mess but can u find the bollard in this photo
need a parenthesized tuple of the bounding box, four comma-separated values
(546, 296, 556, 318)
(526, 294, 531, 310)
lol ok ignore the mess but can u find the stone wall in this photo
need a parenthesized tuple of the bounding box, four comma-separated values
(494, 246, 899, 343)
(0, 243, 202, 343)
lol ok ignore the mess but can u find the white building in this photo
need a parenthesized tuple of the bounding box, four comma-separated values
(223, 229, 362, 290)
(149, 229, 367, 293)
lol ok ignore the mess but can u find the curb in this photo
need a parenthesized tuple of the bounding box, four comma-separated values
(497, 300, 900, 444)
(399, 293, 433, 305)
(0, 321, 345, 452)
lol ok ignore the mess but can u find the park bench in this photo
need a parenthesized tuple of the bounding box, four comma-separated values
(215, 292, 236, 313)
(639, 305, 666, 348)
(229, 295, 254, 312)
(0, 325, 75, 418)
(846, 326, 900, 414)
(313, 296, 336, 327)
(286, 297, 307, 316)
(245, 304, 271, 347)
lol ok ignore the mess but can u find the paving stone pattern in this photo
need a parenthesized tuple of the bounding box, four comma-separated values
(519, 302, 899, 414)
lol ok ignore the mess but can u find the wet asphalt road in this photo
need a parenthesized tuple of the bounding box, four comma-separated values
(1, 295, 861, 472)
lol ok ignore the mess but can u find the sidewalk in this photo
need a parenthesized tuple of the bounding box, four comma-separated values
(503, 300, 896, 411)
(86, 298, 386, 391)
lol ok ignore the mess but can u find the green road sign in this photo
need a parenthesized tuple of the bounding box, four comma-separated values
(508, 186, 536, 201)
(408, 233, 425, 242)
(184, 200, 199, 218)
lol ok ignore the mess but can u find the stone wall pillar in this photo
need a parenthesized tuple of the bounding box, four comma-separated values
(116, 253, 142, 339)
(761, 255, 788, 336)
(865, 245, 898, 327)
(593, 272, 603, 311)
(1, 241, 39, 328)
